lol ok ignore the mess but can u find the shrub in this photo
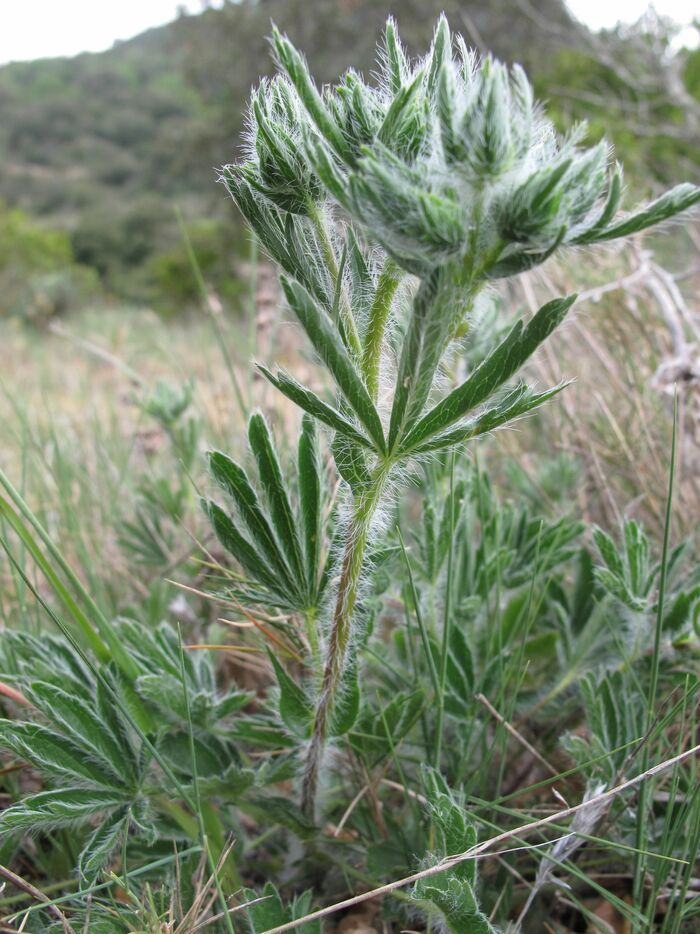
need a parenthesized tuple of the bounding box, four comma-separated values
(0, 201, 98, 320)
(148, 218, 243, 314)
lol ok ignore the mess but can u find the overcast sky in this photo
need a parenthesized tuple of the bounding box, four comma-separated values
(0, 0, 697, 64)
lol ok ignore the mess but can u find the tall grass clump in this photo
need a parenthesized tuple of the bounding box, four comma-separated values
(215, 15, 700, 819)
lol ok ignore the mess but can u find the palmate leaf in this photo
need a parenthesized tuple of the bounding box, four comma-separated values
(244, 881, 321, 934)
(592, 520, 656, 611)
(203, 499, 286, 600)
(78, 807, 130, 885)
(117, 620, 180, 678)
(136, 672, 253, 728)
(224, 171, 333, 313)
(281, 277, 386, 452)
(0, 720, 127, 790)
(230, 713, 297, 750)
(243, 881, 287, 930)
(206, 422, 331, 611)
(283, 211, 336, 313)
(258, 365, 375, 450)
(0, 788, 129, 831)
(244, 791, 315, 837)
(399, 295, 576, 453)
(213, 690, 256, 720)
(331, 432, 372, 493)
(623, 519, 653, 595)
(571, 162, 623, 242)
(349, 688, 425, 765)
(593, 526, 626, 578)
(413, 768, 500, 934)
(361, 258, 402, 401)
(122, 620, 225, 702)
(329, 651, 360, 737)
(414, 876, 499, 934)
(268, 651, 313, 739)
(573, 182, 700, 245)
(485, 237, 564, 279)
(208, 450, 299, 596)
(443, 628, 475, 722)
(194, 761, 257, 799)
(405, 381, 571, 456)
(27, 682, 137, 786)
(248, 413, 305, 584)
(95, 677, 135, 766)
(0, 631, 91, 694)
(137, 673, 206, 721)
(346, 226, 373, 321)
(421, 499, 438, 579)
(564, 670, 647, 782)
(158, 732, 232, 779)
(298, 414, 322, 594)
(663, 588, 700, 634)
(502, 512, 583, 588)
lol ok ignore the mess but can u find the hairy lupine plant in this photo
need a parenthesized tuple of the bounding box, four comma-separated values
(213, 16, 700, 818)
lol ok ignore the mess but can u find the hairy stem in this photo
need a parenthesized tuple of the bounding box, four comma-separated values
(302, 464, 391, 818)
(304, 605, 321, 669)
(362, 258, 401, 402)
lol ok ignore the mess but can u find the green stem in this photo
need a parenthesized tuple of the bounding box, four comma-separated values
(362, 259, 401, 402)
(301, 464, 391, 818)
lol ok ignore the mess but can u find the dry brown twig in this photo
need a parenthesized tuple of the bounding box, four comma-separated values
(476, 692, 561, 779)
(0, 864, 76, 934)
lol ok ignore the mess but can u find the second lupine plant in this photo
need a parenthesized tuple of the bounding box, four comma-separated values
(205, 16, 700, 818)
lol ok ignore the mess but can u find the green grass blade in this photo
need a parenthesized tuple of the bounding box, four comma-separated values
(433, 452, 456, 769)
(0, 481, 136, 677)
(633, 392, 678, 924)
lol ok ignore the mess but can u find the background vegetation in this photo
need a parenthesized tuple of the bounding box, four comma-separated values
(0, 0, 698, 314)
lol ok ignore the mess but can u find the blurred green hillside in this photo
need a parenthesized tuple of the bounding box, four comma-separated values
(0, 0, 698, 314)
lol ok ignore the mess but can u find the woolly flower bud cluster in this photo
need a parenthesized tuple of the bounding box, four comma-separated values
(240, 76, 324, 215)
(224, 16, 699, 286)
